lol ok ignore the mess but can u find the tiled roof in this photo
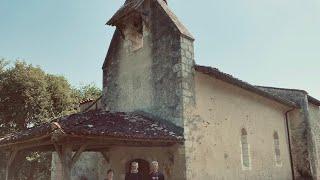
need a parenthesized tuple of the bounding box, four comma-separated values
(106, 0, 194, 40)
(155, 0, 194, 40)
(257, 86, 320, 106)
(195, 65, 298, 108)
(107, 0, 144, 26)
(308, 95, 320, 106)
(0, 110, 184, 146)
(80, 98, 94, 105)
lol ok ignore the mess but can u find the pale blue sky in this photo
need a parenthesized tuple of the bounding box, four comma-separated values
(0, 0, 319, 99)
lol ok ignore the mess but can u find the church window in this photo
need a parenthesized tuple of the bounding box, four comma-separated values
(241, 128, 251, 170)
(273, 131, 282, 166)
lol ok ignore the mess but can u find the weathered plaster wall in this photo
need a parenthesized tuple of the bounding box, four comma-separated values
(51, 146, 186, 180)
(309, 103, 320, 179)
(183, 72, 293, 180)
(102, 23, 154, 113)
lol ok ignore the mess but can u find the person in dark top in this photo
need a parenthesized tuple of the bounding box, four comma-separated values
(149, 161, 164, 180)
(105, 169, 114, 180)
(125, 162, 143, 180)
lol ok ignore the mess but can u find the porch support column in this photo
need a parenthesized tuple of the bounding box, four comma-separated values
(100, 151, 110, 163)
(5, 149, 18, 180)
(61, 144, 72, 180)
(53, 142, 88, 180)
(53, 143, 72, 180)
(71, 143, 88, 167)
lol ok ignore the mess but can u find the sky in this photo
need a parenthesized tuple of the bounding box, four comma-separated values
(0, 0, 319, 99)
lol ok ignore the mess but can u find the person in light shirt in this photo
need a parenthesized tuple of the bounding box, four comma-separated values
(149, 161, 164, 180)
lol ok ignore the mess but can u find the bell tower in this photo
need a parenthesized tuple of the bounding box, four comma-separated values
(102, 0, 195, 128)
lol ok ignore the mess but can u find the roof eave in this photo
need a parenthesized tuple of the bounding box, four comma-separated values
(308, 95, 320, 106)
(195, 65, 298, 108)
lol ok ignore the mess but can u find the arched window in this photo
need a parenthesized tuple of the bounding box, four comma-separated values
(274, 131, 282, 166)
(241, 128, 250, 169)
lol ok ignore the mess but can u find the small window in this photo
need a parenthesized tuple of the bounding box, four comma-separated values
(274, 131, 282, 166)
(241, 128, 251, 170)
(122, 13, 144, 52)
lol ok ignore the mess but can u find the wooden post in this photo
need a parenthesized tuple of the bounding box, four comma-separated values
(5, 149, 18, 180)
(100, 151, 110, 163)
(61, 144, 72, 180)
(71, 143, 88, 167)
(53, 143, 72, 180)
(53, 142, 88, 180)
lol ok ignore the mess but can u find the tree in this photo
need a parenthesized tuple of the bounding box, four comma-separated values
(0, 58, 9, 73)
(0, 60, 102, 179)
(46, 74, 78, 117)
(0, 61, 52, 132)
(73, 83, 102, 101)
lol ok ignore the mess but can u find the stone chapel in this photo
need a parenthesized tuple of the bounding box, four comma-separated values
(0, 0, 320, 180)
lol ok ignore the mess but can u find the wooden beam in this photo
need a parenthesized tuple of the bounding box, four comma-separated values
(5, 149, 18, 180)
(100, 151, 110, 163)
(0, 137, 52, 152)
(22, 144, 55, 152)
(71, 143, 88, 166)
(53, 141, 62, 160)
(63, 136, 179, 148)
(67, 135, 183, 144)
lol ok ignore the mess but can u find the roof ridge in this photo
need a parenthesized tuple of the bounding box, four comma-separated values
(106, 0, 194, 40)
(256, 86, 308, 94)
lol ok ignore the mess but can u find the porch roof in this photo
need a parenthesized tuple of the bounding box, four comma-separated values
(0, 110, 184, 151)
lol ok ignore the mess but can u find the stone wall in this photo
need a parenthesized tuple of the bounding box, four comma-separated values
(287, 109, 312, 179)
(258, 87, 317, 179)
(183, 73, 293, 179)
(309, 103, 320, 179)
(102, 23, 154, 113)
(150, 1, 195, 127)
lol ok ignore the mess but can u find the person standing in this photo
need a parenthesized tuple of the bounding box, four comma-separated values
(149, 161, 164, 180)
(125, 162, 143, 180)
(105, 169, 114, 180)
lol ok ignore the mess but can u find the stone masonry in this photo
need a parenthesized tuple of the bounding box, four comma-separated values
(258, 87, 320, 179)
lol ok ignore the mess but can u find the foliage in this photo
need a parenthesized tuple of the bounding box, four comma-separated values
(73, 83, 102, 101)
(0, 60, 102, 179)
(0, 61, 52, 132)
